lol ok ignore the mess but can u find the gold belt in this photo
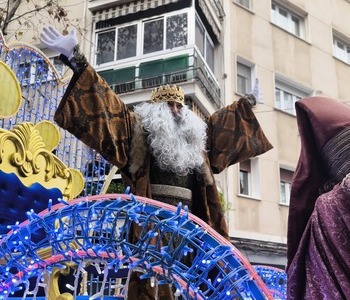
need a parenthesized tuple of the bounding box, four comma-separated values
(150, 184, 192, 209)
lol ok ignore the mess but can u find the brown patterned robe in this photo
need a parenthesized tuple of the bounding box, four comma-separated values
(54, 63, 272, 299)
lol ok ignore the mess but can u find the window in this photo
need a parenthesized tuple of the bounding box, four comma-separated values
(275, 76, 311, 115)
(237, 61, 252, 95)
(117, 24, 137, 60)
(236, 0, 251, 9)
(195, 17, 215, 71)
(166, 13, 188, 49)
(35, 60, 49, 81)
(94, 12, 188, 66)
(42, 57, 65, 81)
(280, 168, 294, 205)
(96, 29, 116, 65)
(17, 56, 64, 85)
(50, 57, 65, 78)
(239, 158, 261, 198)
(17, 62, 31, 84)
(271, 2, 305, 38)
(96, 25, 138, 65)
(144, 19, 164, 54)
(333, 34, 350, 64)
(240, 160, 251, 195)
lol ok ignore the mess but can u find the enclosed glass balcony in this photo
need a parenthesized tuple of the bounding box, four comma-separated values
(97, 48, 222, 109)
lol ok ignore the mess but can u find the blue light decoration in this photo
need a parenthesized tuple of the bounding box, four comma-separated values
(0, 40, 120, 197)
(254, 265, 287, 299)
(0, 192, 286, 299)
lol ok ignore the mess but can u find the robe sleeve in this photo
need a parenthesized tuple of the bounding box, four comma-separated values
(207, 96, 273, 174)
(54, 64, 133, 169)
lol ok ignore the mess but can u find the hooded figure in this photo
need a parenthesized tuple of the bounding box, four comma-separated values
(287, 96, 350, 299)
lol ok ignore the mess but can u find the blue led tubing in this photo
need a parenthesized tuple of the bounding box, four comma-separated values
(0, 193, 281, 299)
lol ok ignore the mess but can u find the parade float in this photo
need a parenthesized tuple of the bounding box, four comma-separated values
(0, 33, 286, 300)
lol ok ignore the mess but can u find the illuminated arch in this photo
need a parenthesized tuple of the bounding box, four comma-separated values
(0, 193, 279, 299)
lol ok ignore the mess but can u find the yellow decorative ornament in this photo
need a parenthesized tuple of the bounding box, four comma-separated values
(0, 61, 22, 118)
(35, 121, 61, 152)
(0, 122, 84, 199)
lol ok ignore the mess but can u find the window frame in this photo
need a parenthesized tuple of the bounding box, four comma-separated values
(238, 158, 261, 199)
(93, 9, 190, 67)
(235, 0, 251, 10)
(142, 17, 165, 55)
(165, 12, 189, 50)
(49, 56, 65, 78)
(239, 160, 251, 196)
(279, 167, 294, 205)
(333, 32, 350, 64)
(274, 75, 312, 115)
(117, 23, 138, 61)
(236, 58, 255, 95)
(95, 28, 117, 66)
(17, 55, 65, 85)
(195, 14, 215, 71)
(280, 181, 291, 205)
(271, 1, 306, 39)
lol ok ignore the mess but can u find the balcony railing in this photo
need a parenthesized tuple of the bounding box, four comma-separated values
(97, 49, 222, 109)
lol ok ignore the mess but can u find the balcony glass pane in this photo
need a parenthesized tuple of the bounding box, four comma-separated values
(52, 57, 64, 77)
(283, 92, 293, 111)
(275, 89, 281, 109)
(237, 0, 250, 8)
(240, 170, 249, 195)
(166, 13, 188, 49)
(195, 19, 205, 55)
(206, 36, 214, 71)
(291, 16, 300, 36)
(96, 30, 116, 65)
(237, 74, 249, 95)
(117, 24, 137, 60)
(280, 182, 287, 204)
(143, 19, 164, 54)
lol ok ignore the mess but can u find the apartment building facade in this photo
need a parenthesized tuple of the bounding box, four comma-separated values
(5, 0, 350, 270)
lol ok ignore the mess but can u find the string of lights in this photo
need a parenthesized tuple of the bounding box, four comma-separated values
(0, 193, 285, 299)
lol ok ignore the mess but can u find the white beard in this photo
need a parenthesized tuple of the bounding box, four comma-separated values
(134, 102, 207, 176)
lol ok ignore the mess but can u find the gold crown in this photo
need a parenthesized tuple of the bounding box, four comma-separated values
(150, 84, 185, 105)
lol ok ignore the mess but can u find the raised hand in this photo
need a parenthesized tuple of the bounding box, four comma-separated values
(40, 26, 78, 59)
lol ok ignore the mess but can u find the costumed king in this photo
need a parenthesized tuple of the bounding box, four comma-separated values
(40, 26, 273, 300)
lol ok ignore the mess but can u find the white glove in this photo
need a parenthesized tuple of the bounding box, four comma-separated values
(40, 26, 78, 59)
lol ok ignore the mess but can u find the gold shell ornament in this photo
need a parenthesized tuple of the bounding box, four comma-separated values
(35, 121, 61, 152)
